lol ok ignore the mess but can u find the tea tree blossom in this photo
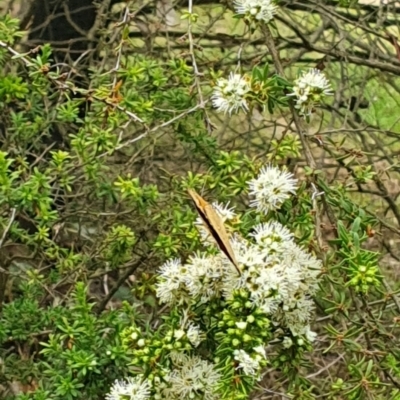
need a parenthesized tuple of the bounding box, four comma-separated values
(162, 354, 221, 400)
(187, 323, 203, 347)
(234, 0, 278, 23)
(288, 68, 332, 116)
(248, 165, 298, 212)
(157, 166, 320, 341)
(211, 72, 251, 114)
(250, 221, 293, 252)
(234, 349, 261, 376)
(157, 166, 321, 335)
(234, 345, 267, 379)
(106, 376, 151, 400)
(155, 258, 190, 304)
(114, 165, 322, 398)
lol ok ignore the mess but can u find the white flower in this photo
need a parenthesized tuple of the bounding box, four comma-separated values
(288, 68, 332, 116)
(222, 227, 320, 340)
(213, 202, 236, 221)
(106, 380, 127, 400)
(234, 349, 261, 376)
(283, 297, 316, 336)
(184, 254, 226, 302)
(163, 354, 221, 400)
(282, 242, 322, 294)
(250, 221, 294, 252)
(106, 376, 151, 400)
(233, 237, 266, 269)
(234, 0, 278, 23)
(169, 350, 188, 366)
(124, 378, 151, 400)
(250, 262, 300, 314)
(187, 323, 203, 347)
(156, 170, 322, 347)
(248, 165, 298, 213)
(212, 72, 250, 114)
(156, 259, 190, 305)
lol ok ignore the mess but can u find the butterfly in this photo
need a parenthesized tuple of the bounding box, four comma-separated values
(188, 189, 241, 276)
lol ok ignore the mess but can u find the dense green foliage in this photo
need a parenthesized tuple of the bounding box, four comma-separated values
(1, 2, 400, 399)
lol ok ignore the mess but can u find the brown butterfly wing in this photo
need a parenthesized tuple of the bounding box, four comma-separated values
(203, 203, 241, 275)
(188, 189, 241, 275)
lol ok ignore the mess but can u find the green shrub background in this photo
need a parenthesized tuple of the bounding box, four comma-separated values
(1, 1, 400, 399)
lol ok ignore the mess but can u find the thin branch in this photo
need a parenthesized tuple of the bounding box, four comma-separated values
(0, 208, 16, 249)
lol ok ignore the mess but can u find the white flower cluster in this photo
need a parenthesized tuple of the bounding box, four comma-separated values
(106, 354, 220, 400)
(106, 376, 151, 400)
(107, 166, 321, 400)
(234, 345, 267, 379)
(187, 323, 203, 347)
(156, 254, 227, 305)
(219, 224, 321, 338)
(171, 322, 204, 348)
(288, 68, 333, 116)
(157, 165, 321, 338)
(248, 165, 298, 213)
(234, 0, 278, 23)
(230, 233, 321, 337)
(211, 72, 251, 114)
(160, 353, 221, 400)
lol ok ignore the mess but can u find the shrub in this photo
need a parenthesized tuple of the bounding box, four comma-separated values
(0, 2, 399, 399)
